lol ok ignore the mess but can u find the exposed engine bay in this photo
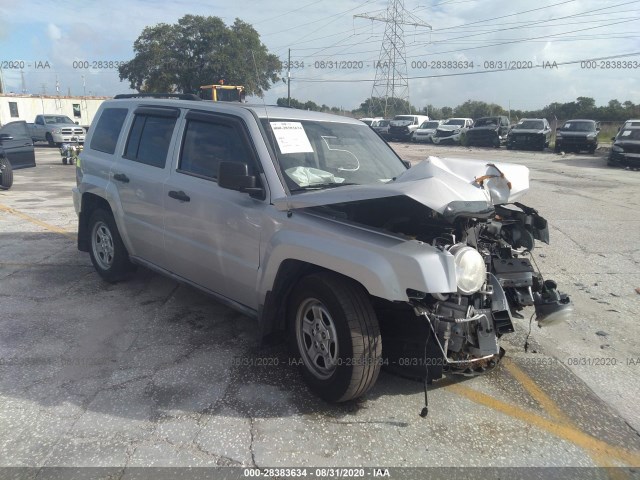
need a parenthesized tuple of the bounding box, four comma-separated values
(306, 157, 572, 381)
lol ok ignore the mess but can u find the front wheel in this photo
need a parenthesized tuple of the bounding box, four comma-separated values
(289, 272, 382, 403)
(46, 133, 55, 147)
(88, 209, 133, 282)
(0, 157, 13, 190)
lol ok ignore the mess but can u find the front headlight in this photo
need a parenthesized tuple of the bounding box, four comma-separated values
(587, 133, 596, 139)
(612, 145, 624, 152)
(449, 244, 486, 295)
(453, 129, 461, 134)
(52, 128, 61, 134)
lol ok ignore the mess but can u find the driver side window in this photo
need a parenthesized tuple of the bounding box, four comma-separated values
(178, 117, 255, 180)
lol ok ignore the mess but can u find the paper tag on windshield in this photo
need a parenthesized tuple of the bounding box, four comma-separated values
(270, 122, 314, 154)
(622, 130, 631, 136)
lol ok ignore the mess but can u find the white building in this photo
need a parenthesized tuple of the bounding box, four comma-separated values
(0, 94, 109, 127)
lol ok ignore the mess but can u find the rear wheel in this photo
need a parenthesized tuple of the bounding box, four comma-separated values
(0, 157, 13, 190)
(88, 209, 133, 282)
(289, 272, 382, 403)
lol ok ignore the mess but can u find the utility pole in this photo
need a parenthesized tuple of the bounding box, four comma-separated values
(287, 48, 291, 107)
(355, 0, 431, 117)
(20, 70, 27, 94)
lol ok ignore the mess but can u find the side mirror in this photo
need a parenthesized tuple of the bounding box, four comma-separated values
(75, 121, 79, 125)
(611, 137, 616, 141)
(218, 161, 264, 199)
(402, 160, 411, 169)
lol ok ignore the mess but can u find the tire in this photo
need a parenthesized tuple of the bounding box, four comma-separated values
(0, 157, 13, 190)
(46, 133, 55, 147)
(88, 209, 133, 282)
(539, 138, 546, 151)
(62, 157, 68, 165)
(288, 272, 382, 403)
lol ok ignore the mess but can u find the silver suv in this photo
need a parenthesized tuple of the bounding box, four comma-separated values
(73, 94, 571, 404)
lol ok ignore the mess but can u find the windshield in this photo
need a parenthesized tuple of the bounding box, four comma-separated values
(618, 128, 640, 140)
(263, 119, 406, 191)
(443, 119, 465, 126)
(474, 118, 498, 127)
(419, 121, 440, 129)
(44, 116, 75, 124)
(517, 120, 545, 129)
(562, 121, 595, 132)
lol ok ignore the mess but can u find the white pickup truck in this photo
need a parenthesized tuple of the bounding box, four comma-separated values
(29, 114, 86, 146)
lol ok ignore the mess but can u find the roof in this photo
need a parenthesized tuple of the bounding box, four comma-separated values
(105, 96, 361, 124)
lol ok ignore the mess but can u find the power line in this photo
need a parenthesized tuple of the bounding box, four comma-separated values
(290, 51, 640, 82)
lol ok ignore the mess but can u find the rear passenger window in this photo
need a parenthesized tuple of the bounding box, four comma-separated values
(179, 119, 252, 179)
(124, 114, 177, 168)
(90, 108, 128, 154)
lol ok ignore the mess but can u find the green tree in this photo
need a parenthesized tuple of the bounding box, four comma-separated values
(118, 15, 281, 96)
(354, 97, 414, 118)
(276, 97, 322, 111)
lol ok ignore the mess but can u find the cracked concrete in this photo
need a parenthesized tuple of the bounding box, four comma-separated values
(1, 147, 639, 472)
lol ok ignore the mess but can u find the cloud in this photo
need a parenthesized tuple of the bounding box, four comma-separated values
(46, 23, 62, 41)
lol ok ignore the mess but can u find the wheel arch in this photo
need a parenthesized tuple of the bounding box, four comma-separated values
(78, 193, 113, 252)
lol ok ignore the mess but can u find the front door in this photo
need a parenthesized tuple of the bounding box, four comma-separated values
(162, 111, 264, 309)
(0, 121, 35, 169)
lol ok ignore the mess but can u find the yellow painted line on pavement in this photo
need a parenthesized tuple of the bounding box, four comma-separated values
(445, 383, 640, 467)
(503, 361, 570, 423)
(503, 361, 623, 472)
(0, 203, 75, 240)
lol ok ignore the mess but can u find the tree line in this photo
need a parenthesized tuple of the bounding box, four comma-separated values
(281, 96, 640, 123)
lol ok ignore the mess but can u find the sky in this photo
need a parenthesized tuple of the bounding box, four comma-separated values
(0, 0, 639, 112)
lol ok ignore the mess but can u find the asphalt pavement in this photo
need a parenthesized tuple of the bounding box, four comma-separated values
(0, 145, 638, 478)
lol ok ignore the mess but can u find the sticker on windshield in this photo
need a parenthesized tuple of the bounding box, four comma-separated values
(621, 130, 632, 136)
(270, 122, 314, 154)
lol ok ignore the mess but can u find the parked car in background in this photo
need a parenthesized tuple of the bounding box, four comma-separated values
(622, 119, 640, 128)
(0, 121, 36, 190)
(608, 126, 640, 168)
(387, 114, 430, 142)
(371, 119, 390, 139)
(29, 114, 86, 146)
(413, 120, 443, 143)
(359, 117, 384, 127)
(507, 118, 552, 151)
(465, 116, 510, 147)
(432, 118, 473, 145)
(554, 119, 599, 153)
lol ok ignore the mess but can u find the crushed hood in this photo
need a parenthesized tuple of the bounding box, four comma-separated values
(274, 156, 530, 213)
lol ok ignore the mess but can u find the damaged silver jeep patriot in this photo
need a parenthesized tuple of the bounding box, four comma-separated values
(73, 93, 571, 403)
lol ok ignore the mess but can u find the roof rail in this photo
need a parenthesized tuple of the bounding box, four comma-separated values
(113, 93, 202, 101)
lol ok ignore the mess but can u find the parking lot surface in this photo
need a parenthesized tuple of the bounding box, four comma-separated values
(1, 145, 639, 476)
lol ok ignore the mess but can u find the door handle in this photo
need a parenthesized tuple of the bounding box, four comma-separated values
(113, 173, 129, 183)
(168, 190, 190, 202)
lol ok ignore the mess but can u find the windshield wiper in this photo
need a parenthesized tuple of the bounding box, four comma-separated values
(290, 182, 358, 192)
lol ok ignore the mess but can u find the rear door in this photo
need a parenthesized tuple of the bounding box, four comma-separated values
(0, 121, 36, 169)
(110, 106, 179, 266)
(162, 110, 264, 309)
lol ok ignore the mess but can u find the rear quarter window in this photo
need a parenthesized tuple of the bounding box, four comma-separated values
(90, 108, 128, 154)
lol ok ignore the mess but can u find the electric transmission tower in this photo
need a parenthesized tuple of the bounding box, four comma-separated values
(355, 1, 431, 117)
